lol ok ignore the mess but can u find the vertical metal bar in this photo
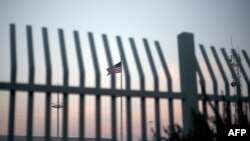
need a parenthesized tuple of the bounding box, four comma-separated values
(129, 38, 147, 141)
(143, 39, 159, 92)
(116, 37, 131, 90)
(242, 50, 250, 68)
(59, 29, 69, 141)
(88, 32, 101, 140)
(221, 48, 243, 123)
(140, 99, 147, 141)
(196, 57, 208, 119)
(211, 47, 231, 123)
(96, 95, 101, 141)
(43, 27, 52, 141)
(155, 41, 174, 133)
(116, 36, 132, 141)
(88, 32, 101, 88)
(168, 98, 174, 131)
(27, 26, 35, 83)
(74, 31, 85, 141)
(79, 94, 85, 141)
(102, 34, 117, 141)
(42, 28, 52, 85)
(154, 41, 172, 92)
(200, 45, 219, 111)
(103, 35, 115, 89)
(143, 39, 160, 140)
(178, 33, 198, 134)
(129, 38, 145, 91)
(26, 25, 35, 141)
(125, 96, 132, 141)
(8, 23, 17, 141)
(57, 93, 60, 137)
(119, 70, 122, 141)
(111, 96, 117, 141)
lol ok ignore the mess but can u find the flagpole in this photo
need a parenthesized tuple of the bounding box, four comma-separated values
(120, 60, 123, 141)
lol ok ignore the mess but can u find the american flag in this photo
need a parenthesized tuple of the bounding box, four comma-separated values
(107, 61, 122, 75)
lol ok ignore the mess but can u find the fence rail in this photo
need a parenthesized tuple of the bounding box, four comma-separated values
(0, 24, 250, 141)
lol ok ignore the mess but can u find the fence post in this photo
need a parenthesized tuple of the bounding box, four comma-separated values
(178, 32, 198, 135)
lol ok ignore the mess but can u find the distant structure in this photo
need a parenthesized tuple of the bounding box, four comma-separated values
(229, 38, 243, 123)
(51, 91, 63, 138)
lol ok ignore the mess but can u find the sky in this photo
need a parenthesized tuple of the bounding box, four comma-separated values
(0, 0, 250, 141)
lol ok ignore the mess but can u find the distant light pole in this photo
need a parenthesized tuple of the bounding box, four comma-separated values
(149, 121, 154, 140)
(51, 91, 63, 138)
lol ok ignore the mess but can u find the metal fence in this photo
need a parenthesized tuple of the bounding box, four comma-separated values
(0, 24, 250, 141)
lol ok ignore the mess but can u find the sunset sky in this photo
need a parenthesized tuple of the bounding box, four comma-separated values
(0, 0, 250, 141)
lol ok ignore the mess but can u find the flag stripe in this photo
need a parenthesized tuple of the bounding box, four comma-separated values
(107, 62, 122, 75)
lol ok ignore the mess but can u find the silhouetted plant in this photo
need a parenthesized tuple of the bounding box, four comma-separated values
(150, 94, 250, 141)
